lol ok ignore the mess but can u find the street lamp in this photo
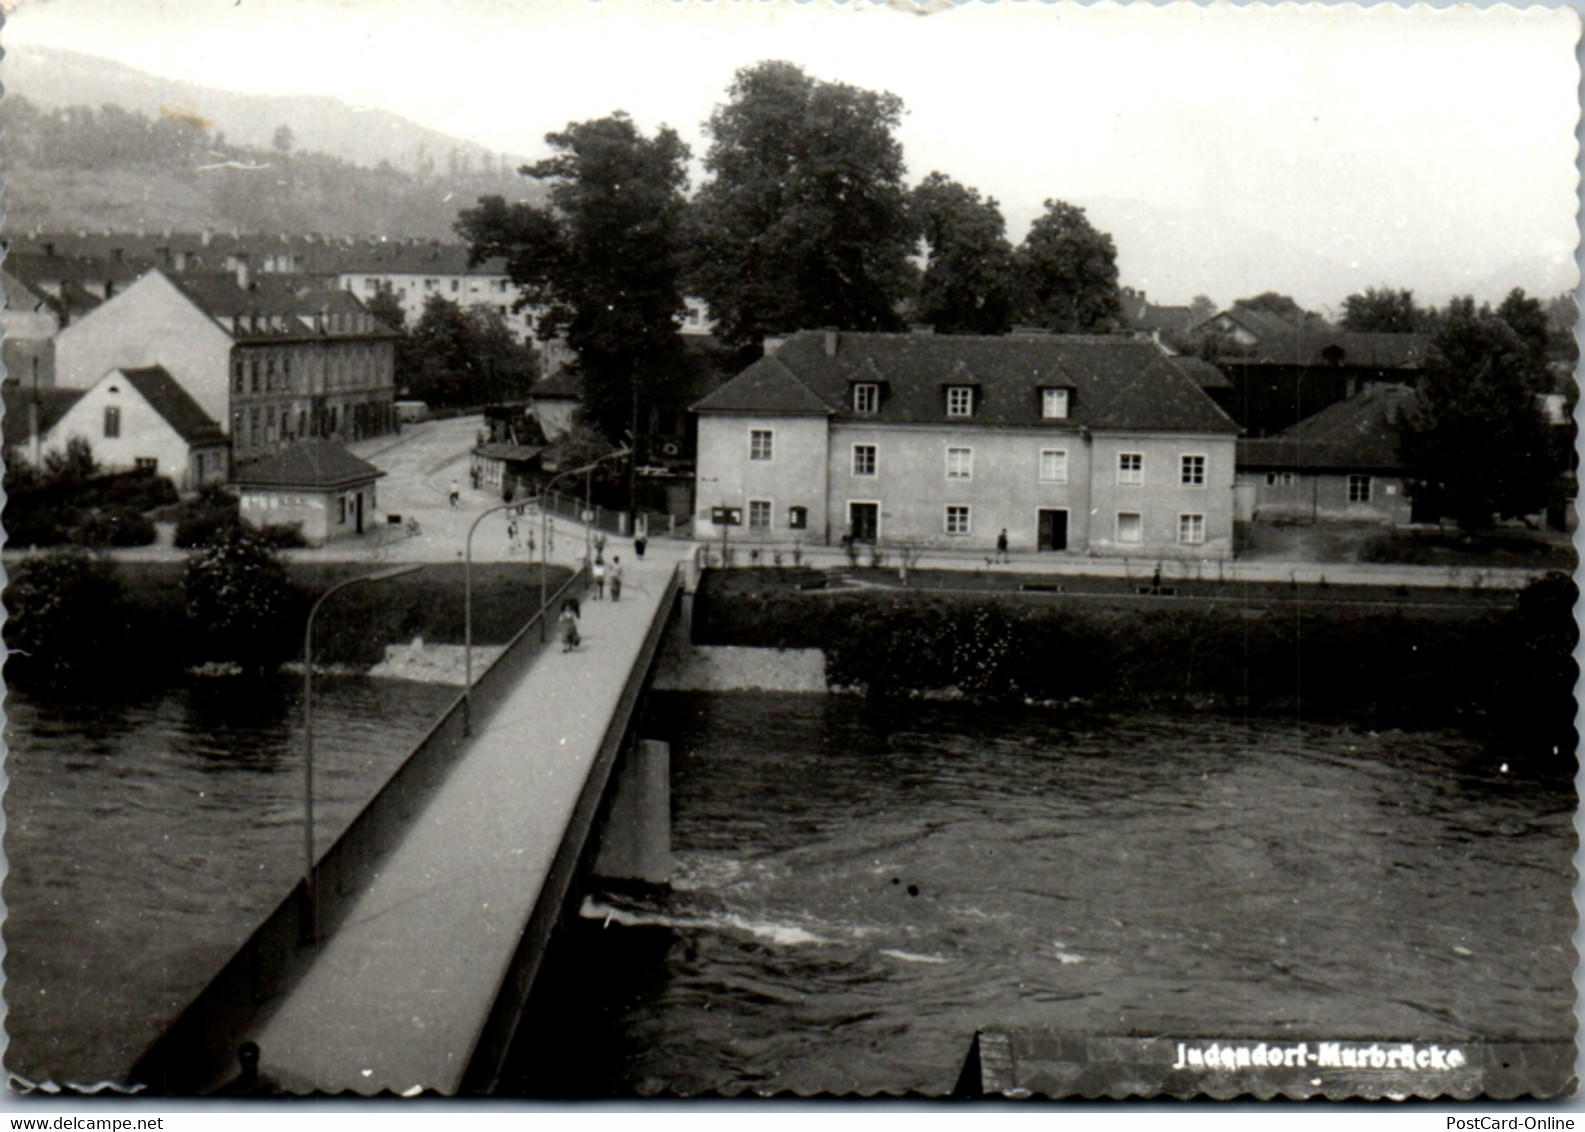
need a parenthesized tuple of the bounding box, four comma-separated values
(463, 498, 527, 735)
(301, 563, 423, 944)
(537, 448, 631, 641)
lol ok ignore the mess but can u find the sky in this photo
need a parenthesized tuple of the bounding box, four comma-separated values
(3, 0, 1581, 312)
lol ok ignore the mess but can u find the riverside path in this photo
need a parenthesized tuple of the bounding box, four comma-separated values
(243, 541, 688, 1096)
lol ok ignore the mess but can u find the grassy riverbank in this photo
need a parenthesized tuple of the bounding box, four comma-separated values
(692, 567, 1577, 757)
(4, 558, 571, 686)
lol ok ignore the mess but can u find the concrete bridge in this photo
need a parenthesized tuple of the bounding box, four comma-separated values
(132, 546, 693, 1096)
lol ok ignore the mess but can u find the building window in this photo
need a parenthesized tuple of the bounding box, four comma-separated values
(1349, 475, 1372, 503)
(946, 386, 974, 418)
(945, 505, 971, 536)
(1265, 471, 1296, 487)
(946, 447, 973, 479)
(853, 444, 877, 476)
(103, 406, 120, 438)
(748, 499, 772, 529)
(1180, 454, 1206, 486)
(788, 505, 808, 530)
(750, 429, 774, 461)
(450, 280, 460, 292)
(1178, 513, 1206, 545)
(233, 361, 244, 393)
(250, 361, 260, 393)
(854, 383, 879, 413)
(1042, 388, 1069, 419)
(1117, 512, 1143, 543)
(135, 457, 157, 473)
(1040, 449, 1069, 484)
(1118, 453, 1143, 485)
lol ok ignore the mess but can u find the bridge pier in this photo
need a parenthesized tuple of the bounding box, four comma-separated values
(592, 739, 671, 885)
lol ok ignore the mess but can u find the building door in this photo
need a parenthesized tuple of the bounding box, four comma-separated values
(849, 502, 879, 542)
(1037, 509, 1068, 551)
(356, 492, 365, 534)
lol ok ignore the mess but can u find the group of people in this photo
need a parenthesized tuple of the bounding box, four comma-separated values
(556, 523, 650, 653)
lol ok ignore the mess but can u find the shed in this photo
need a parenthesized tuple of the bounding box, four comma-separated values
(231, 441, 385, 545)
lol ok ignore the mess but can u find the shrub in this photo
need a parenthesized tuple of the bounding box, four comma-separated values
(174, 512, 240, 548)
(257, 522, 308, 549)
(3, 548, 123, 674)
(184, 526, 293, 669)
(73, 506, 158, 548)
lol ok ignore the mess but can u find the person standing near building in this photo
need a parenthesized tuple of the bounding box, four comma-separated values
(995, 528, 1009, 562)
(609, 555, 623, 602)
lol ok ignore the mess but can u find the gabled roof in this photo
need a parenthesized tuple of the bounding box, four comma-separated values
(231, 441, 384, 491)
(1237, 383, 1416, 471)
(1, 386, 83, 449)
(692, 331, 1238, 434)
(1169, 356, 1234, 391)
(114, 366, 227, 447)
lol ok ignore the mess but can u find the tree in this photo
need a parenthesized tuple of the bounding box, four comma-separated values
(3, 548, 122, 675)
(1399, 297, 1554, 530)
(365, 288, 407, 332)
(910, 172, 1017, 335)
(42, 435, 98, 485)
(1340, 286, 1426, 333)
(401, 294, 539, 408)
(184, 525, 292, 670)
(1233, 291, 1311, 321)
(1496, 287, 1552, 370)
(1012, 200, 1122, 332)
(272, 124, 295, 155)
(458, 113, 690, 439)
(1188, 294, 1218, 324)
(685, 61, 918, 349)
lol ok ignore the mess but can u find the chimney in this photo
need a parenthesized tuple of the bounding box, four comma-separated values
(235, 257, 251, 291)
(201, 228, 214, 247)
(174, 250, 189, 273)
(823, 328, 838, 357)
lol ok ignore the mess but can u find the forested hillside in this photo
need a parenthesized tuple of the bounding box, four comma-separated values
(3, 95, 545, 239)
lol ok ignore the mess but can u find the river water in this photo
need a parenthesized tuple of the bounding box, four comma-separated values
(570, 693, 1577, 1098)
(3, 676, 459, 1086)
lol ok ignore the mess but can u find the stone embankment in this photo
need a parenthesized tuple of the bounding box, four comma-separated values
(651, 635, 827, 693)
(367, 637, 505, 686)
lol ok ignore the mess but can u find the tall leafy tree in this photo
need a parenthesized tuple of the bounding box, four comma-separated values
(1399, 297, 1554, 530)
(1340, 286, 1426, 333)
(686, 61, 918, 349)
(403, 294, 539, 408)
(1012, 200, 1121, 333)
(910, 172, 1017, 335)
(457, 113, 689, 439)
(1233, 291, 1311, 320)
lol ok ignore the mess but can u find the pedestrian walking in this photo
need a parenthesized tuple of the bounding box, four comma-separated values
(609, 555, 623, 602)
(995, 528, 1009, 562)
(634, 533, 647, 560)
(449, 478, 460, 508)
(594, 532, 607, 558)
(591, 554, 607, 600)
(507, 518, 520, 553)
(558, 600, 581, 652)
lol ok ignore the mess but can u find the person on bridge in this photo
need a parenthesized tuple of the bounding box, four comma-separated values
(449, 478, 460, 508)
(559, 600, 581, 652)
(609, 555, 623, 602)
(591, 554, 607, 600)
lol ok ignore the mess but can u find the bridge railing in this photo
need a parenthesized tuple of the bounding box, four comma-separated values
(130, 563, 591, 1096)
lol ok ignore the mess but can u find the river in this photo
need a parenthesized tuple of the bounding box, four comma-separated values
(558, 693, 1577, 1097)
(3, 675, 459, 1086)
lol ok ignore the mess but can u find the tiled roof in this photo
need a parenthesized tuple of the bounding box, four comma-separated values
(1226, 330, 1431, 370)
(476, 443, 545, 462)
(693, 331, 1238, 434)
(116, 366, 227, 447)
(1, 386, 83, 449)
(1237, 383, 1415, 471)
(1169, 356, 1234, 391)
(231, 441, 384, 490)
(164, 272, 396, 341)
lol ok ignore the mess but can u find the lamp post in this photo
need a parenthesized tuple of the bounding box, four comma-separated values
(301, 563, 423, 944)
(538, 448, 631, 641)
(463, 498, 527, 734)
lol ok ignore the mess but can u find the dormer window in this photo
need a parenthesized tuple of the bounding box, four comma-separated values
(853, 383, 879, 414)
(1042, 387, 1070, 419)
(946, 386, 974, 418)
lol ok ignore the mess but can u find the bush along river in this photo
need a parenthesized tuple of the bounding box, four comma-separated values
(3, 674, 460, 1086)
(515, 692, 1577, 1098)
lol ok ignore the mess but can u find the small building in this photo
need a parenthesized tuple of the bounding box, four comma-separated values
(472, 442, 544, 499)
(528, 365, 583, 441)
(1235, 384, 1417, 526)
(24, 365, 230, 492)
(231, 441, 385, 545)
